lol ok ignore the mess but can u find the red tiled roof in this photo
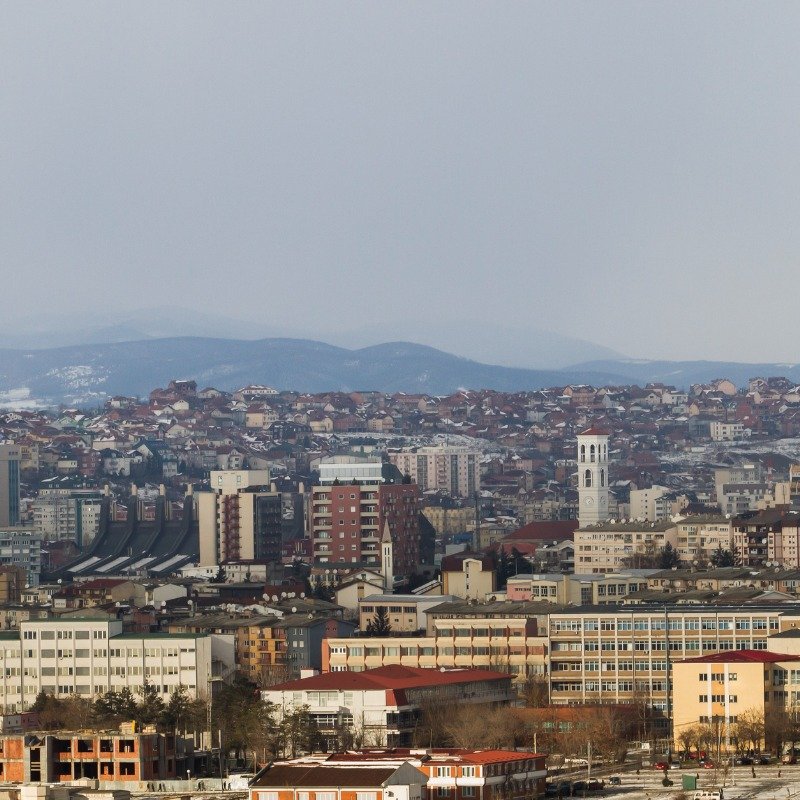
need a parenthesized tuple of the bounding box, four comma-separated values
(254, 764, 400, 788)
(503, 520, 578, 542)
(679, 650, 800, 664)
(579, 427, 610, 436)
(268, 665, 511, 692)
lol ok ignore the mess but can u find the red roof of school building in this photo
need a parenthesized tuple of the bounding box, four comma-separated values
(269, 664, 511, 692)
(679, 650, 800, 664)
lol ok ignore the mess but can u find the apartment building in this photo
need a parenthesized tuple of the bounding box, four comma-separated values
(0, 618, 212, 712)
(504, 572, 649, 605)
(547, 605, 787, 716)
(196, 470, 303, 568)
(770, 518, 800, 566)
(441, 554, 496, 600)
(709, 421, 746, 442)
(732, 509, 787, 567)
(629, 486, 670, 522)
(32, 487, 103, 546)
(674, 516, 733, 564)
(0, 446, 20, 528)
(263, 665, 513, 747)
(312, 458, 421, 578)
(388, 446, 480, 499)
(672, 650, 800, 752)
(573, 521, 678, 573)
(0, 529, 42, 587)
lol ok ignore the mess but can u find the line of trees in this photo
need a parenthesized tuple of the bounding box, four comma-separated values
(30, 682, 206, 734)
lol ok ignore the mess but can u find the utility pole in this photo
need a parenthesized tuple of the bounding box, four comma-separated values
(665, 605, 673, 761)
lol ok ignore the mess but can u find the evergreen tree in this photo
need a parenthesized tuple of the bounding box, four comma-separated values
(658, 542, 680, 569)
(136, 680, 166, 728)
(710, 544, 737, 568)
(366, 606, 392, 636)
(162, 685, 193, 731)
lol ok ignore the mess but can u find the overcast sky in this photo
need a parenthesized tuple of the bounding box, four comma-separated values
(3, 3, 800, 364)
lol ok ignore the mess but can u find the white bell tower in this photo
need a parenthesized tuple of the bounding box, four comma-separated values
(577, 427, 610, 527)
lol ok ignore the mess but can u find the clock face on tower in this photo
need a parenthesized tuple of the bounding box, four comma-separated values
(585, 497, 594, 506)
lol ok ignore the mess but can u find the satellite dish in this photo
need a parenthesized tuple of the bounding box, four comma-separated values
(271, 595, 278, 602)
(300, 592, 306, 599)
(291, 606, 297, 613)
(280, 592, 287, 598)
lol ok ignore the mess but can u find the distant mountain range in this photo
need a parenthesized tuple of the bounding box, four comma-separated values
(0, 307, 624, 370)
(0, 338, 628, 406)
(0, 336, 798, 408)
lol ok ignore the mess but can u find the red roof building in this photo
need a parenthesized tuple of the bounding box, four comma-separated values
(263, 666, 514, 748)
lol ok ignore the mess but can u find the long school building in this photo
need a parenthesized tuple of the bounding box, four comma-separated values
(325, 602, 800, 722)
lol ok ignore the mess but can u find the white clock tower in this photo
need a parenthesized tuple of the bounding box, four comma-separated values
(577, 427, 610, 527)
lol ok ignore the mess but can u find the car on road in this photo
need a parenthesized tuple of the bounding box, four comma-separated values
(608, 777, 622, 786)
(572, 779, 605, 792)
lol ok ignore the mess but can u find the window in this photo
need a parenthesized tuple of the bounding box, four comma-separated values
(436, 767, 452, 777)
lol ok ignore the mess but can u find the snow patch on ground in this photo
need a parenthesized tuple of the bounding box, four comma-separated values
(0, 387, 51, 410)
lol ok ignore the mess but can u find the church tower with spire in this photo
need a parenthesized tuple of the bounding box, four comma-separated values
(381, 521, 394, 593)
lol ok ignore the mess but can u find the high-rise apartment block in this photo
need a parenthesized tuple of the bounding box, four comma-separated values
(0, 445, 20, 527)
(312, 457, 420, 578)
(197, 470, 295, 566)
(32, 487, 103, 546)
(388, 445, 480, 498)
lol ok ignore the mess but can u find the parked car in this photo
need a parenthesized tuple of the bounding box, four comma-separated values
(735, 756, 753, 765)
(654, 762, 672, 771)
(758, 755, 772, 765)
(586, 779, 605, 791)
(701, 760, 716, 769)
(608, 777, 622, 786)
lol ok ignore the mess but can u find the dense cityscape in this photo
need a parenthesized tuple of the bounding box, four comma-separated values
(0, 376, 796, 797)
(8, 3, 800, 800)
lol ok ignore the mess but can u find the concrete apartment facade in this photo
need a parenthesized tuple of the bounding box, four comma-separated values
(573, 521, 678, 573)
(0, 618, 212, 712)
(388, 446, 480, 499)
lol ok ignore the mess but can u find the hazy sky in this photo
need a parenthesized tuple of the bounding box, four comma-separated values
(3, 3, 800, 363)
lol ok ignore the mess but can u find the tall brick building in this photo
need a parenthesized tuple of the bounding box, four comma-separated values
(312, 457, 421, 579)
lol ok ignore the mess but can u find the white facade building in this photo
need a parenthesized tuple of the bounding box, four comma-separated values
(388, 446, 480, 498)
(0, 618, 212, 712)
